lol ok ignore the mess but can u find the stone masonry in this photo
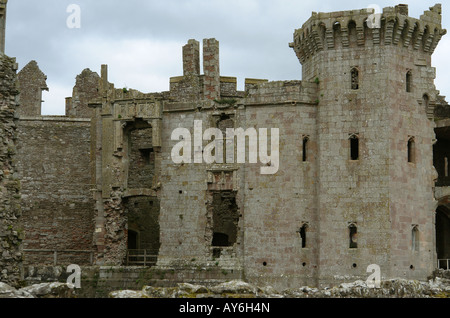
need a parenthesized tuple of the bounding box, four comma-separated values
(1, 3, 450, 290)
(0, 52, 22, 287)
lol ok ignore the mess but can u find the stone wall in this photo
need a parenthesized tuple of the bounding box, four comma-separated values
(16, 117, 95, 266)
(0, 53, 22, 286)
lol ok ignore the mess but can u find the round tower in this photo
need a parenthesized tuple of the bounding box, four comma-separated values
(290, 4, 446, 285)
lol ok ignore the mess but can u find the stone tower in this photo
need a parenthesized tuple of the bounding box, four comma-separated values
(290, 4, 446, 285)
(0, 0, 7, 54)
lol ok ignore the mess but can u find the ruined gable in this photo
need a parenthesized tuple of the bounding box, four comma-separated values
(16, 60, 48, 117)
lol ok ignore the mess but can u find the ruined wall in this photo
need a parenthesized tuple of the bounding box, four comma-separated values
(16, 60, 48, 117)
(0, 54, 22, 286)
(66, 69, 101, 118)
(16, 117, 95, 265)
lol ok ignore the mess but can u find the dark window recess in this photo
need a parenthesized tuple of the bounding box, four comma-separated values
(128, 230, 138, 250)
(406, 71, 412, 92)
(349, 225, 358, 248)
(408, 137, 415, 163)
(351, 68, 359, 90)
(139, 148, 153, 165)
(212, 232, 229, 247)
(299, 224, 308, 248)
(350, 135, 359, 160)
(302, 137, 309, 162)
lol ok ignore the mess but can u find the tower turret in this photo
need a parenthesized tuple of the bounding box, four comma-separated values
(289, 4, 446, 285)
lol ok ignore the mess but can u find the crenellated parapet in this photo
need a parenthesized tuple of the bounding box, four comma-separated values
(290, 4, 447, 64)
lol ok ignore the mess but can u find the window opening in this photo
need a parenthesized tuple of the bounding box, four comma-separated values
(349, 134, 359, 160)
(299, 224, 308, 248)
(302, 136, 309, 162)
(408, 137, 415, 163)
(349, 224, 358, 248)
(351, 68, 359, 90)
(406, 71, 412, 92)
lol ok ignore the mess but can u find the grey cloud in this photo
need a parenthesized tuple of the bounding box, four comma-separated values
(4, 0, 450, 114)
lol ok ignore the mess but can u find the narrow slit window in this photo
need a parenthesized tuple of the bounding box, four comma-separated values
(351, 68, 359, 90)
(349, 224, 358, 248)
(299, 224, 308, 248)
(423, 94, 429, 110)
(407, 137, 415, 163)
(406, 71, 412, 92)
(349, 135, 359, 161)
(412, 225, 419, 252)
(302, 136, 309, 162)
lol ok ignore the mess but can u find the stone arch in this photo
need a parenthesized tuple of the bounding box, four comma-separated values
(332, 21, 342, 48)
(422, 93, 430, 113)
(422, 25, 431, 51)
(347, 20, 357, 46)
(318, 22, 327, 48)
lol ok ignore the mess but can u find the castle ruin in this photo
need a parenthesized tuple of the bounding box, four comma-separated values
(1, 2, 450, 290)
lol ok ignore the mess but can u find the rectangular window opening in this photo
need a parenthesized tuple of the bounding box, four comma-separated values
(349, 225, 357, 248)
(350, 136, 359, 161)
(300, 224, 307, 248)
(302, 137, 309, 162)
(407, 138, 415, 163)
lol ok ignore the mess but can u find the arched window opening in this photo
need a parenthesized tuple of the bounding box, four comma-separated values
(302, 136, 309, 162)
(406, 71, 412, 92)
(349, 134, 359, 161)
(349, 224, 358, 248)
(408, 137, 416, 163)
(351, 67, 359, 90)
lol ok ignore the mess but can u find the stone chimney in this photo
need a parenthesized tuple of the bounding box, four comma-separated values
(203, 38, 220, 100)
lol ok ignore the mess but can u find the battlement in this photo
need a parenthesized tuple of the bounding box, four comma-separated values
(290, 3, 447, 64)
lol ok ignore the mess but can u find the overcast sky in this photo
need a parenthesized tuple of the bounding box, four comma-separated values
(5, 0, 450, 115)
